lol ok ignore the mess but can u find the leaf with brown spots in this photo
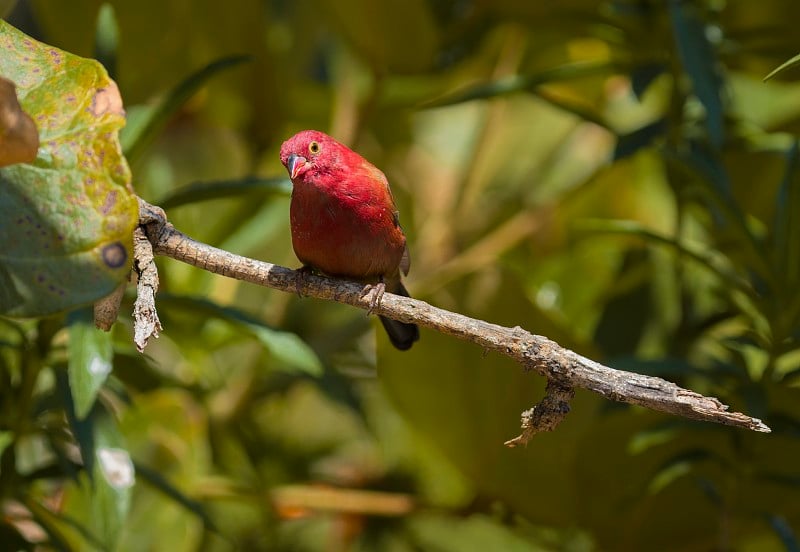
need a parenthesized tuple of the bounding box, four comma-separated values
(0, 20, 138, 317)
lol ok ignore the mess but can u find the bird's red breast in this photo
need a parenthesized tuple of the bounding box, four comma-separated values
(279, 130, 408, 281)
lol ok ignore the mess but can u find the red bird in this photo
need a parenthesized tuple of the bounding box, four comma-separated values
(279, 130, 419, 350)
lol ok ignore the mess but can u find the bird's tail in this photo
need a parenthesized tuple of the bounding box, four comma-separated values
(379, 281, 419, 351)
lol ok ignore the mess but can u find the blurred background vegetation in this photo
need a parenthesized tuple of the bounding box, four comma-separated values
(3, 0, 800, 550)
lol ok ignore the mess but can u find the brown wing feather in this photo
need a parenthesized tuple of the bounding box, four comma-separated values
(400, 244, 410, 276)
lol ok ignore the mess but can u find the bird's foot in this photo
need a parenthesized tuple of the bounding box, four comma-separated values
(295, 265, 314, 297)
(361, 281, 386, 315)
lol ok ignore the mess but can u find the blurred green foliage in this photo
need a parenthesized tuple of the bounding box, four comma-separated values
(2, 0, 800, 550)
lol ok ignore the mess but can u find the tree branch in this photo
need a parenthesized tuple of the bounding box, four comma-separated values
(136, 198, 771, 442)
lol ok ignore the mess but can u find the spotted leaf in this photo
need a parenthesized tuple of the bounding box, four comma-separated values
(0, 20, 137, 317)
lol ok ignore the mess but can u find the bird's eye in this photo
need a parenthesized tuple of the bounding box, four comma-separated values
(308, 141, 320, 154)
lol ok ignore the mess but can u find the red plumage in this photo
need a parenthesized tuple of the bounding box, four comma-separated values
(279, 130, 419, 350)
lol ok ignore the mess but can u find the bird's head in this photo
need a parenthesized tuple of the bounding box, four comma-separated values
(280, 130, 339, 181)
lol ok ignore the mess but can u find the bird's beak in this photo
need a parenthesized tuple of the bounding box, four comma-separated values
(287, 154, 307, 180)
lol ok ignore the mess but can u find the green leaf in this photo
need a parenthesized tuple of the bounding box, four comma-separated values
(693, 477, 723, 508)
(91, 424, 134, 551)
(0, 21, 138, 317)
(245, 323, 323, 375)
(22, 496, 73, 552)
(764, 52, 800, 82)
(56, 400, 134, 551)
(627, 422, 685, 455)
(532, 87, 612, 130)
(0, 431, 13, 458)
(121, 54, 251, 165)
(26, 492, 108, 551)
(111, 348, 175, 392)
(631, 62, 666, 99)
(773, 140, 800, 287)
(592, 250, 653, 355)
(157, 176, 291, 210)
(681, 140, 734, 203)
(614, 119, 667, 160)
(134, 461, 217, 531)
(316, 0, 438, 73)
(23, 387, 129, 551)
(573, 218, 756, 299)
(159, 294, 323, 376)
(666, 147, 773, 282)
(669, 1, 724, 147)
(409, 513, 541, 552)
(420, 61, 617, 108)
(93, 3, 119, 79)
(765, 514, 800, 552)
(57, 368, 97, 477)
(760, 472, 800, 489)
(647, 449, 716, 495)
(68, 308, 114, 419)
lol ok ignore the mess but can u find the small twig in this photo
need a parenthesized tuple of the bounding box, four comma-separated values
(504, 380, 575, 447)
(135, 198, 772, 440)
(132, 212, 162, 352)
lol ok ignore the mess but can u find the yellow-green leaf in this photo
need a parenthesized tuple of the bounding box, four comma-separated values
(764, 52, 800, 82)
(0, 20, 138, 317)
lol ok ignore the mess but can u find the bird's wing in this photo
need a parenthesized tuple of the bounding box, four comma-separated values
(400, 244, 411, 275)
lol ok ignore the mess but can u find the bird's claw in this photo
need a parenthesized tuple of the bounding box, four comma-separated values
(361, 281, 386, 315)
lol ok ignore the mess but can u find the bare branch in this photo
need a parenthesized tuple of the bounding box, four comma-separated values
(135, 198, 771, 438)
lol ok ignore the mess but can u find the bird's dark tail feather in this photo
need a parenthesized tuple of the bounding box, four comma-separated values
(379, 281, 419, 351)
